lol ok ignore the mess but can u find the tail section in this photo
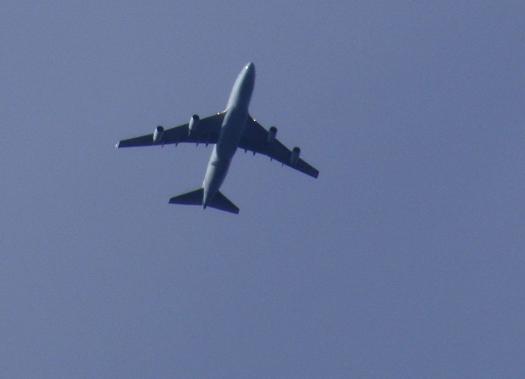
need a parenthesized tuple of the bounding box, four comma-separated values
(169, 188, 239, 214)
(209, 191, 240, 214)
(168, 188, 204, 206)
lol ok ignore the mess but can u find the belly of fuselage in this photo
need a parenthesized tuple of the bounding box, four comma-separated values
(202, 107, 248, 198)
(216, 108, 248, 159)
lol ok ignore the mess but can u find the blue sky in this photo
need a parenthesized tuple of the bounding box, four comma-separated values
(1, 1, 524, 378)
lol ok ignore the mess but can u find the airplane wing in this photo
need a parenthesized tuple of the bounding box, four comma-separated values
(116, 112, 225, 148)
(239, 117, 319, 178)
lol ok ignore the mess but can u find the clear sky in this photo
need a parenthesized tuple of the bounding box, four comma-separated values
(1, 1, 524, 378)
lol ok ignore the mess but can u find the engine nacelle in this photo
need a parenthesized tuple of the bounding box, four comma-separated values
(267, 126, 277, 143)
(290, 147, 301, 165)
(153, 126, 165, 143)
(188, 114, 200, 136)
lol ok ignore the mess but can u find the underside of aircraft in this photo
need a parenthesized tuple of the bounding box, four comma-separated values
(116, 63, 319, 214)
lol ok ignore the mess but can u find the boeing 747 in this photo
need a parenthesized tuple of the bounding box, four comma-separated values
(116, 63, 319, 214)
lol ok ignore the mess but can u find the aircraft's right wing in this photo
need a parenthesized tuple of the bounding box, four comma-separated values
(116, 112, 225, 148)
(239, 117, 319, 178)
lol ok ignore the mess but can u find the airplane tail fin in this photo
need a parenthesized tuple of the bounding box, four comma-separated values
(209, 191, 240, 214)
(169, 188, 239, 214)
(169, 188, 204, 206)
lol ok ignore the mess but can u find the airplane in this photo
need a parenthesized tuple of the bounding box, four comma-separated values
(116, 63, 319, 214)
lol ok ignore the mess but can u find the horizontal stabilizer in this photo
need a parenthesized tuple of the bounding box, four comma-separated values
(208, 191, 240, 214)
(169, 188, 204, 206)
(168, 188, 239, 214)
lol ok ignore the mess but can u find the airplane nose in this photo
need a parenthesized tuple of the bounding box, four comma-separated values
(245, 62, 255, 76)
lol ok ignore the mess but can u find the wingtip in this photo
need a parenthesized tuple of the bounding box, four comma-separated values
(115, 141, 121, 149)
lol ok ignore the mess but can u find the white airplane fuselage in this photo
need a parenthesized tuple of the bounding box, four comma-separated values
(202, 63, 255, 208)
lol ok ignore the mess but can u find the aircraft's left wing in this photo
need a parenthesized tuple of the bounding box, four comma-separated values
(239, 117, 319, 178)
(116, 112, 225, 148)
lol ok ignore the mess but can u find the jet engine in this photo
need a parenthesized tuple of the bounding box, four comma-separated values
(267, 126, 277, 143)
(153, 126, 165, 143)
(188, 114, 200, 136)
(290, 147, 301, 165)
